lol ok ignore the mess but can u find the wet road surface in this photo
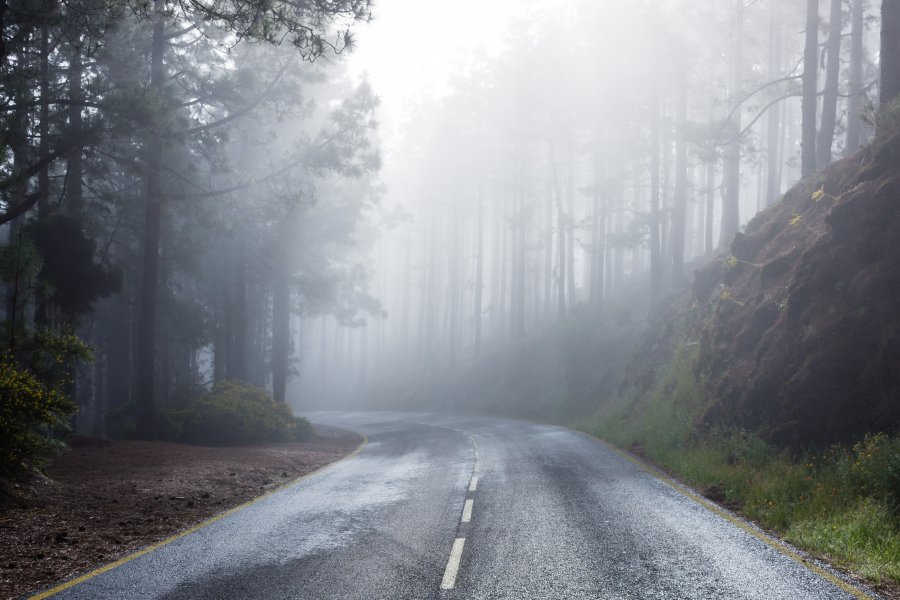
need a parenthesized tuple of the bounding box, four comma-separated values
(40, 412, 874, 599)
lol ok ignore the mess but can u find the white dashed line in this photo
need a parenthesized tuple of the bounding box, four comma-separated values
(469, 475, 478, 492)
(440, 538, 466, 590)
(461, 498, 474, 523)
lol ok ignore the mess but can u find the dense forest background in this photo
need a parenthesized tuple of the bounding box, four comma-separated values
(0, 0, 383, 469)
(3, 0, 900, 472)
(296, 0, 890, 416)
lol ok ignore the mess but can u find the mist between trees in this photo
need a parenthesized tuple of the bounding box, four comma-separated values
(1, 0, 898, 444)
(296, 0, 894, 410)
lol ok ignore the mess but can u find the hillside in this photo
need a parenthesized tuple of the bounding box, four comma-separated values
(692, 129, 900, 448)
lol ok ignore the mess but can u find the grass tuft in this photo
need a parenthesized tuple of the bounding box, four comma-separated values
(583, 345, 900, 587)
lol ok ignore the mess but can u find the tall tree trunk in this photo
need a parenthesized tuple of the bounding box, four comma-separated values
(649, 88, 662, 304)
(357, 323, 366, 389)
(802, 0, 819, 177)
(552, 150, 566, 319)
(34, 22, 51, 326)
(473, 186, 484, 358)
(496, 196, 508, 336)
(447, 205, 459, 365)
(510, 181, 525, 337)
(671, 72, 688, 281)
(67, 42, 84, 216)
(213, 276, 227, 382)
(705, 161, 715, 254)
(543, 184, 553, 319)
(400, 239, 410, 351)
(38, 23, 50, 217)
(134, 1, 166, 439)
(232, 240, 248, 381)
(589, 145, 604, 308)
(882, 0, 900, 107)
(766, 0, 784, 207)
(816, 0, 842, 168)
(845, 0, 865, 154)
(721, 0, 743, 248)
(565, 143, 576, 306)
(271, 224, 291, 404)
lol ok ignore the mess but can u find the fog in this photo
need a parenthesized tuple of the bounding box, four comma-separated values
(0, 0, 885, 433)
(289, 0, 882, 411)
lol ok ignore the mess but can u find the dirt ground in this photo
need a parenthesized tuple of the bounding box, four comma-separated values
(0, 427, 362, 599)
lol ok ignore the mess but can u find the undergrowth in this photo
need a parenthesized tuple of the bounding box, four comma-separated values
(585, 346, 900, 585)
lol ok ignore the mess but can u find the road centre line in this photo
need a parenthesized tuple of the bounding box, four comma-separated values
(440, 538, 466, 590)
(468, 475, 478, 492)
(461, 499, 474, 523)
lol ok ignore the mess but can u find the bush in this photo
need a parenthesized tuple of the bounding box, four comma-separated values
(850, 433, 900, 511)
(173, 381, 314, 446)
(0, 356, 76, 476)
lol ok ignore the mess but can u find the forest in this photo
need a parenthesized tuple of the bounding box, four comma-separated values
(0, 0, 382, 466)
(3, 0, 900, 596)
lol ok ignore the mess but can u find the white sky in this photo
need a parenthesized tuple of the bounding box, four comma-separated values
(346, 0, 530, 153)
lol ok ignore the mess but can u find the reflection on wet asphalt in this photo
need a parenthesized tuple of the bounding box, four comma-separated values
(47, 412, 872, 600)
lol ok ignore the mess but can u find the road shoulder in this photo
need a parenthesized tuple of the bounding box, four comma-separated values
(0, 426, 363, 599)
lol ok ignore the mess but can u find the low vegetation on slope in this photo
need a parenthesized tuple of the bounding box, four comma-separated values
(590, 344, 900, 586)
(589, 127, 900, 588)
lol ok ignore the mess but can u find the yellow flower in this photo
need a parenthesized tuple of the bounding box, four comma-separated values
(812, 185, 826, 202)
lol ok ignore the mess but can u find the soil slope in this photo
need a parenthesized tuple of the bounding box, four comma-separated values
(694, 130, 900, 447)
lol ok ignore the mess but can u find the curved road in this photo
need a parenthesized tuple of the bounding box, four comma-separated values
(38, 412, 875, 600)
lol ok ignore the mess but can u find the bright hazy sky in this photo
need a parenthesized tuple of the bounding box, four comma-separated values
(346, 0, 529, 151)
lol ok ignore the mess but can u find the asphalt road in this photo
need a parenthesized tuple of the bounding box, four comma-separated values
(40, 412, 875, 600)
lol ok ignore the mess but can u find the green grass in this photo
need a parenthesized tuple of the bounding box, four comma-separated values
(583, 346, 900, 587)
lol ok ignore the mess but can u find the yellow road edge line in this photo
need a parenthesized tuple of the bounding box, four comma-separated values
(582, 432, 874, 600)
(29, 435, 369, 600)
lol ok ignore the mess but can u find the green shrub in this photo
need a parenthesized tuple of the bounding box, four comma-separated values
(0, 356, 75, 476)
(850, 433, 900, 511)
(175, 381, 313, 446)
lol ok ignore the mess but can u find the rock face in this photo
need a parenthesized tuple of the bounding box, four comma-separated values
(695, 131, 900, 447)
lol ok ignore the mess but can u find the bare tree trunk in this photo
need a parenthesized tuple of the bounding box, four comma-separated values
(817, 0, 842, 168)
(543, 184, 552, 319)
(802, 0, 819, 177)
(447, 205, 459, 365)
(38, 23, 50, 217)
(845, 0, 865, 154)
(671, 71, 688, 281)
(589, 145, 604, 308)
(508, 164, 526, 337)
(721, 0, 743, 248)
(649, 88, 662, 304)
(565, 143, 576, 306)
(496, 196, 508, 336)
(135, 1, 167, 439)
(705, 160, 715, 254)
(473, 186, 484, 358)
(34, 22, 51, 327)
(766, 0, 784, 207)
(67, 41, 84, 216)
(271, 224, 291, 404)
(552, 149, 566, 319)
(358, 323, 367, 389)
(232, 240, 248, 381)
(882, 0, 900, 107)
